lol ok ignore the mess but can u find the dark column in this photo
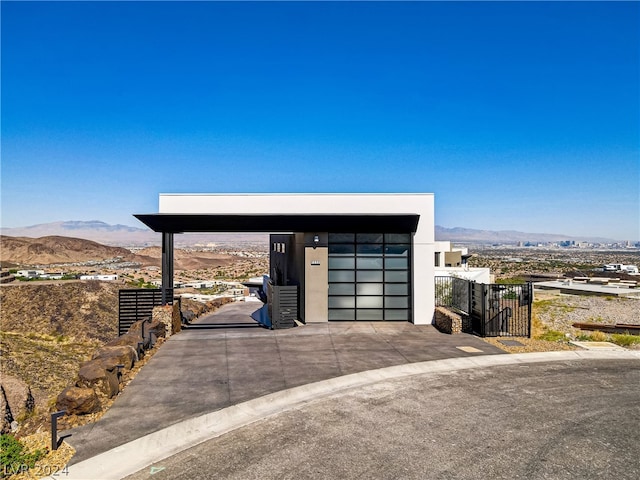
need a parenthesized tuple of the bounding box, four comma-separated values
(161, 232, 174, 305)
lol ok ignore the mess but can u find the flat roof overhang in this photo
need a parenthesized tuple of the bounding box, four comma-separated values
(134, 213, 420, 234)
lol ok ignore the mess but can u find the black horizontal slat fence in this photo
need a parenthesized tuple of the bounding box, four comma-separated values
(118, 289, 173, 336)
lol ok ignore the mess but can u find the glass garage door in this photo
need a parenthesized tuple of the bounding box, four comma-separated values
(328, 233, 411, 321)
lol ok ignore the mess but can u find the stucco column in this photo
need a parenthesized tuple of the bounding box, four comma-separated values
(304, 233, 328, 323)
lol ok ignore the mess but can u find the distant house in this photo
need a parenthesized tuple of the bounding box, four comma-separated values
(434, 241, 492, 283)
(16, 270, 45, 278)
(0, 271, 15, 283)
(41, 272, 65, 280)
(434, 241, 471, 268)
(80, 274, 118, 281)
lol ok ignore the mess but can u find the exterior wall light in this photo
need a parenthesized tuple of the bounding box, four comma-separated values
(313, 235, 320, 248)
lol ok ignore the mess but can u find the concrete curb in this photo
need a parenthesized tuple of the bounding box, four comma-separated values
(59, 349, 640, 480)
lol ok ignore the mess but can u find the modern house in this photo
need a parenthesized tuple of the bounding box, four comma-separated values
(434, 241, 492, 284)
(16, 270, 45, 278)
(79, 274, 119, 281)
(135, 193, 435, 325)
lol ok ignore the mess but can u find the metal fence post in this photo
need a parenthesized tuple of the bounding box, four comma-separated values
(527, 282, 533, 338)
(481, 284, 487, 337)
(51, 410, 66, 451)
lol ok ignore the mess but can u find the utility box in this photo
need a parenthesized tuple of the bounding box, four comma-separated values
(267, 282, 298, 329)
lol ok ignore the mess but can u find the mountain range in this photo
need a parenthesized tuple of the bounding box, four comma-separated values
(0, 235, 239, 269)
(0, 220, 621, 246)
(0, 221, 267, 246)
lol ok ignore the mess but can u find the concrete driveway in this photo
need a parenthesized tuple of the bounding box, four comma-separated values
(64, 301, 505, 465)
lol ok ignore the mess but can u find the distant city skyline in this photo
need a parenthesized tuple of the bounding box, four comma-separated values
(0, 219, 634, 246)
(1, 2, 638, 240)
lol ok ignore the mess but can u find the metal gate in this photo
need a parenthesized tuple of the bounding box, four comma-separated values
(435, 277, 532, 337)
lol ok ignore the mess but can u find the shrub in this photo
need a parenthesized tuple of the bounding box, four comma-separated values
(589, 330, 608, 342)
(610, 334, 640, 347)
(537, 329, 566, 342)
(0, 434, 46, 478)
(496, 277, 525, 285)
(502, 288, 519, 300)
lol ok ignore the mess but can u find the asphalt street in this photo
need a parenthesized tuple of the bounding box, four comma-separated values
(123, 358, 640, 480)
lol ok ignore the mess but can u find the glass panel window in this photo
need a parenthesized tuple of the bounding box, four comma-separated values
(356, 257, 383, 270)
(329, 257, 355, 269)
(329, 284, 355, 295)
(329, 244, 355, 255)
(329, 309, 355, 320)
(357, 309, 384, 321)
(357, 244, 383, 256)
(385, 284, 408, 295)
(384, 244, 409, 256)
(385, 309, 409, 321)
(385, 271, 408, 282)
(385, 257, 408, 270)
(385, 233, 411, 243)
(356, 296, 384, 308)
(385, 296, 409, 308)
(329, 233, 355, 243)
(329, 270, 355, 282)
(356, 233, 384, 244)
(329, 297, 355, 308)
(356, 283, 383, 295)
(357, 270, 383, 282)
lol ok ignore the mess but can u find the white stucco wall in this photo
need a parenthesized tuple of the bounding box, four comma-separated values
(434, 267, 492, 284)
(159, 193, 435, 325)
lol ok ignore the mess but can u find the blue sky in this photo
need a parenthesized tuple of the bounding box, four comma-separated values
(1, 1, 639, 240)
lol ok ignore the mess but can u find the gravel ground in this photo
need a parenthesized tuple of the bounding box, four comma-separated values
(534, 293, 639, 333)
(483, 337, 578, 353)
(482, 293, 639, 353)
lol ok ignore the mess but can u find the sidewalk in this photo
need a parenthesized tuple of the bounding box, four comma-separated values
(63, 301, 505, 465)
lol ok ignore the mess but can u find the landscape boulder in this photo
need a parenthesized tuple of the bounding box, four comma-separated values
(128, 318, 166, 343)
(92, 345, 137, 371)
(146, 318, 168, 342)
(56, 386, 100, 415)
(105, 331, 147, 351)
(77, 360, 120, 398)
(0, 376, 28, 423)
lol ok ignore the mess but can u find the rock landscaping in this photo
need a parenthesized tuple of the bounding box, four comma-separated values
(433, 306, 472, 334)
(54, 304, 179, 416)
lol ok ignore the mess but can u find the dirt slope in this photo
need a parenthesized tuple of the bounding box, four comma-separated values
(0, 281, 122, 430)
(0, 235, 237, 270)
(0, 235, 136, 265)
(0, 281, 120, 342)
(136, 246, 235, 270)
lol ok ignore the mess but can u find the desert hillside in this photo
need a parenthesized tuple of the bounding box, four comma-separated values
(1, 281, 122, 428)
(0, 235, 240, 271)
(0, 281, 120, 342)
(0, 235, 136, 266)
(136, 246, 236, 270)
